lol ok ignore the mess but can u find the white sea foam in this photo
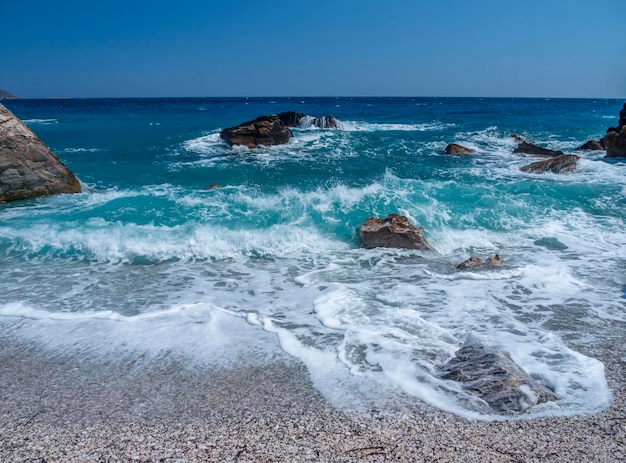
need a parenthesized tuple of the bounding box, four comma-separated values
(23, 118, 58, 124)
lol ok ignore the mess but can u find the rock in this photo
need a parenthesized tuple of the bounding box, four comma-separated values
(206, 183, 221, 190)
(513, 139, 564, 157)
(0, 103, 81, 203)
(0, 89, 20, 100)
(456, 254, 503, 270)
(357, 214, 434, 251)
(605, 103, 626, 157)
(309, 115, 340, 129)
(575, 139, 605, 151)
(278, 111, 340, 129)
(438, 344, 557, 413)
(220, 115, 293, 148)
(510, 134, 525, 143)
(520, 154, 579, 174)
(277, 111, 307, 127)
(444, 143, 475, 155)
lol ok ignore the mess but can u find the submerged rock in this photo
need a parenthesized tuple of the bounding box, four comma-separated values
(0, 103, 81, 203)
(575, 139, 605, 151)
(520, 154, 579, 174)
(443, 143, 475, 155)
(513, 139, 564, 157)
(438, 344, 557, 413)
(605, 103, 626, 157)
(220, 115, 293, 148)
(357, 214, 434, 251)
(456, 254, 503, 270)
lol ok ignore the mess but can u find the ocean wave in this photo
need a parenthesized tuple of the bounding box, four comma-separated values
(23, 118, 58, 124)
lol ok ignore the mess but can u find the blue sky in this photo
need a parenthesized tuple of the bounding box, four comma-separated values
(2, 0, 624, 98)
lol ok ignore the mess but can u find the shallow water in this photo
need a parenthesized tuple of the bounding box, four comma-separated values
(1, 97, 625, 419)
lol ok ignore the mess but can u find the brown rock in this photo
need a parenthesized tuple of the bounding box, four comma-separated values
(513, 140, 564, 157)
(206, 184, 221, 190)
(520, 154, 579, 174)
(444, 143, 475, 155)
(357, 214, 434, 251)
(438, 344, 557, 413)
(456, 254, 503, 270)
(0, 103, 81, 203)
(605, 103, 626, 157)
(575, 139, 605, 151)
(220, 115, 293, 148)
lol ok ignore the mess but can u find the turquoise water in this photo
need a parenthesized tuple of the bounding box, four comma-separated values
(1, 97, 625, 419)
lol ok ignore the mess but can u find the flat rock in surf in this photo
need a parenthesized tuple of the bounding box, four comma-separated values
(438, 344, 557, 413)
(443, 143, 475, 155)
(520, 154, 579, 174)
(0, 103, 81, 203)
(357, 214, 434, 251)
(456, 254, 503, 270)
(605, 102, 626, 157)
(220, 111, 340, 148)
(513, 138, 565, 158)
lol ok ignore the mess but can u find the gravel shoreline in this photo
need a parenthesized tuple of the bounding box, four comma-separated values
(1, 334, 625, 462)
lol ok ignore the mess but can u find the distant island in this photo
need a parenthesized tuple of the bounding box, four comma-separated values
(0, 89, 20, 99)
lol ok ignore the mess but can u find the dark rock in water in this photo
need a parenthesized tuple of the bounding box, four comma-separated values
(0, 89, 20, 100)
(206, 183, 221, 190)
(510, 134, 525, 143)
(444, 143, 475, 155)
(438, 344, 557, 413)
(0, 103, 81, 203)
(277, 111, 307, 127)
(513, 139, 564, 157)
(220, 115, 293, 148)
(278, 111, 340, 129)
(456, 254, 503, 270)
(605, 103, 626, 157)
(520, 154, 579, 174)
(575, 139, 605, 151)
(534, 237, 568, 251)
(357, 214, 434, 251)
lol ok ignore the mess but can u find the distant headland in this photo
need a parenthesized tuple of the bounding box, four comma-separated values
(0, 89, 20, 99)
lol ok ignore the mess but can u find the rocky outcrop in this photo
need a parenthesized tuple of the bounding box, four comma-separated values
(520, 154, 579, 174)
(575, 139, 605, 151)
(513, 139, 564, 157)
(0, 103, 81, 203)
(220, 115, 293, 148)
(456, 254, 503, 270)
(220, 112, 341, 148)
(605, 103, 626, 157)
(438, 344, 557, 413)
(357, 214, 434, 251)
(444, 143, 475, 155)
(0, 89, 20, 100)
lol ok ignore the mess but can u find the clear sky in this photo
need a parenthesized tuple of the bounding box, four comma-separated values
(2, 0, 624, 98)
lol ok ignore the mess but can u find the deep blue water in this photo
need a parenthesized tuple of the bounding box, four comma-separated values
(1, 97, 625, 419)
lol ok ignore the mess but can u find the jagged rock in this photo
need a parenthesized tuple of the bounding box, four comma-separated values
(220, 115, 293, 148)
(357, 214, 434, 250)
(0, 103, 81, 203)
(456, 254, 503, 270)
(438, 344, 557, 413)
(575, 139, 605, 151)
(444, 143, 475, 155)
(277, 111, 307, 127)
(520, 154, 579, 174)
(513, 139, 564, 157)
(278, 111, 339, 129)
(0, 89, 20, 100)
(605, 103, 626, 157)
(510, 134, 525, 143)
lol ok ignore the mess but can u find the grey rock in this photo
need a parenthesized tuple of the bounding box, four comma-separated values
(520, 154, 579, 174)
(438, 344, 557, 413)
(357, 214, 434, 250)
(0, 103, 81, 203)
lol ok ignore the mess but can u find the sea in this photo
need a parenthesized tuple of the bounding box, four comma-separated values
(1, 97, 625, 420)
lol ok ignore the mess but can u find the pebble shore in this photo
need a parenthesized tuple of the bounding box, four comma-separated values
(1, 334, 625, 462)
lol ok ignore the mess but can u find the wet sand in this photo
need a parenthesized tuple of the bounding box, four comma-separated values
(1, 334, 625, 462)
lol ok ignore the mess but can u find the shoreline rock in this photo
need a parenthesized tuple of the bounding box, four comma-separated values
(0, 103, 81, 203)
(357, 214, 434, 250)
(438, 344, 557, 413)
(605, 102, 626, 157)
(520, 154, 579, 174)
